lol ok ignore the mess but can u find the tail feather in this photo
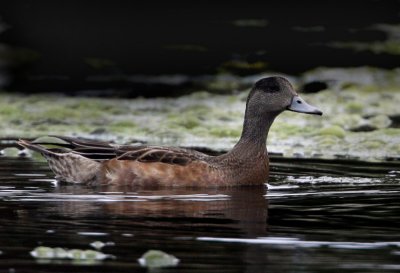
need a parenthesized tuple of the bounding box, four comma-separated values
(18, 139, 101, 184)
(48, 135, 114, 149)
(17, 139, 60, 157)
(33, 136, 119, 160)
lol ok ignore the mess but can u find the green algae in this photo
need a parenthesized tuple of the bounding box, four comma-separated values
(271, 122, 314, 137)
(361, 139, 386, 149)
(317, 126, 346, 138)
(345, 102, 364, 114)
(389, 143, 400, 153)
(89, 241, 115, 250)
(1, 71, 400, 161)
(138, 250, 179, 268)
(0, 104, 21, 116)
(174, 117, 201, 129)
(181, 104, 211, 117)
(1, 147, 22, 157)
(380, 128, 400, 136)
(210, 127, 241, 138)
(109, 120, 137, 134)
(168, 111, 204, 130)
(315, 135, 340, 147)
(30, 246, 113, 261)
(368, 114, 392, 129)
(30, 247, 55, 259)
(332, 114, 363, 130)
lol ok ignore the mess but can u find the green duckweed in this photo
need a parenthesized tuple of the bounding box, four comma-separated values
(317, 126, 346, 138)
(138, 250, 180, 268)
(30, 246, 113, 261)
(1, 76, 400, 161)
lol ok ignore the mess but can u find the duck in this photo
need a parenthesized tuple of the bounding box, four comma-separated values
(18, 76, 322, 187)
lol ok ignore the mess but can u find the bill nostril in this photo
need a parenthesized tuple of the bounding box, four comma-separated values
(297, 100, 302, 104)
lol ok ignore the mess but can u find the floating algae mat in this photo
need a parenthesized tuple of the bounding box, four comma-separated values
(1, 76, 400, 161)
(30, 246, 114, 262)
(138, 250, 180, 268)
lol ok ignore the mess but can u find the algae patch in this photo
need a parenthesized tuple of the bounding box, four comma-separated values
(1, 77, 400, 161)
(318, 126, 346, 138)
(138, 250, 180, 268)
(30, 246, 114, 262)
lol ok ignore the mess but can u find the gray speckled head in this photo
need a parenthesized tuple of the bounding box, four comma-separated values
(246, 76, 298, 116)
(247, 76, 322, 116)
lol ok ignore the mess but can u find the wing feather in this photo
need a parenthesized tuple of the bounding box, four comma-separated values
(31, 136, 207, 166)
(117, 148, 196, 166)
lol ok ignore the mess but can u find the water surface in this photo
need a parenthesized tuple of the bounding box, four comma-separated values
(0, 157, 399, 272)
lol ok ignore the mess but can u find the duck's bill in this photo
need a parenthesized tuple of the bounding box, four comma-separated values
(287, 95, 323, 115)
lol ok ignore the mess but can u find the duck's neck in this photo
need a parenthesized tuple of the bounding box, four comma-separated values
(231, 111, 280, 156)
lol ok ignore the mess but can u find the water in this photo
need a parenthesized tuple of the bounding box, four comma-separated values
(0, 156, 400, 272)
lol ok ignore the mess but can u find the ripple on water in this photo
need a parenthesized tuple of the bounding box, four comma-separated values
(2, 192, 230, 203)
(267, 174, 400, 198)
(77, 232, 109, 236)
(266, 189, 400, 198)
(14, 173, 47, 177)
(281, 175, 386, 185)
(197, 236, 400, 249)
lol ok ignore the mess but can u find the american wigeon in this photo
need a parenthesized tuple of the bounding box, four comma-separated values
(18, 76, 322, 187)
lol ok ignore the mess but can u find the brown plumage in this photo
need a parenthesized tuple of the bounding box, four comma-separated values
(18, 76, 322, 187)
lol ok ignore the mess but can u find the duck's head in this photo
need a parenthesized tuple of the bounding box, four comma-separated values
(246, 76, 322, 117)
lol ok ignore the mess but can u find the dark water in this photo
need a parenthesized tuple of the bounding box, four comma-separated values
(0, 156, 400, 272)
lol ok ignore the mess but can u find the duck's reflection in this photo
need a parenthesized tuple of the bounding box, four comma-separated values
(10, 182, 270, 271)
(49, 185, 269, 237)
